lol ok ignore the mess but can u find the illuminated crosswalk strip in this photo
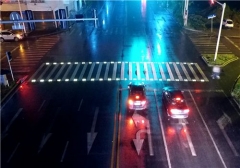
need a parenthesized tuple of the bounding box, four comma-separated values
(136, 62, 141, 80)
(158, 63, 166, 81)
(46, 64, 59, 81)
(70, 63, 80, 81)
(187, 63, 199, 81)
(180, 63, 191, 81)
(173, 62, 183, 81)
(96, 62, 102, 80)
(87, 63, 95, 81)
(29, 63, 45, 82)
(121, 62, 124, 80)
(151, 62, 157, 80)
(29, 61, 209, 82)
(79, 63, 88, 80)
(129, 62, 132, 80)
(104, 62, 110, 80)
(144, 62, 149, 80)
(112, 62, 117, 80)
(195, 63, 209, 82)
(37, 64, 51, 82)
(63, 64, 73, 81)
(166, 63, 174, 81)
(54, 64, 66, 81)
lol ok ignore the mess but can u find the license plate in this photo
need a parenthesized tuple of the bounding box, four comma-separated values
(134, 102, 141, 105)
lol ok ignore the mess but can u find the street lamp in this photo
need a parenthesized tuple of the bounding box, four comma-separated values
(212, 0, 226, 61)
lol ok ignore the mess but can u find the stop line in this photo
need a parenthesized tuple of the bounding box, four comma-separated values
(28, 61, 209, 82)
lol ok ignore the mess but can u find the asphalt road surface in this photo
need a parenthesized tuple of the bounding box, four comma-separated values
(1, 1, 240, 168)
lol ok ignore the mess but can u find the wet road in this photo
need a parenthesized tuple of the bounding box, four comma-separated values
(1, 1, 240, 168)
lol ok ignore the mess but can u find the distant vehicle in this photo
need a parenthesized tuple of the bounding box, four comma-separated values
(162, 87, 189, 120)
(0, 30, 24, 42)
(127, 82, 147, 111)
(222, 19, 234, 28)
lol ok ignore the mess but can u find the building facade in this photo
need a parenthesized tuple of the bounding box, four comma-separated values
(0, 0, 83, 31)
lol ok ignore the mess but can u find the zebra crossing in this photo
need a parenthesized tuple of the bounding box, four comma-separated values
(68, 26, 175, 37)
(29, 61, 209, 83)
(2, 35, 60, 74)
(188, 35, 233, 54)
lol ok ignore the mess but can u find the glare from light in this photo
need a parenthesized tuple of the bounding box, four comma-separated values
(65, 79, 69, 81)
(46, 62, 50, 65)
(82, 79, 86, 81)
(73, 79, 78, 81)
(40, 79, 44, 82)
(99, 78, 103, 81)
(60, 62, 64, 64)
(53, 62, 57, 65)
(91, 78, 95, 81)
(57, 79, 61, 82)
(157, 43, 161, 55)
(67, 62, 71, 64)
(74, 62, 78, 64)
(108, 78, 111, 81)
(31, 79, 36, 82)
(48, 79, 53, 82)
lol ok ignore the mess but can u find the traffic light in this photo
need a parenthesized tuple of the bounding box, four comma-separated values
(6, 51, 12, 61)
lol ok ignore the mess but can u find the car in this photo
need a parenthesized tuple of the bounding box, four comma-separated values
(222, 19, 234, 28)
(127, 82, 147, 110)
(162, 87, 189, 120)
(0, 30, 24, 42)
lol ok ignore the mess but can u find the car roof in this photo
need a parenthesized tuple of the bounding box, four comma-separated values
(129, 82, 145, 87)
(163, 87, 184, 97)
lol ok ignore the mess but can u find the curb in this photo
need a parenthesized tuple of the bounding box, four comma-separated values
(201, 56, 239, 67)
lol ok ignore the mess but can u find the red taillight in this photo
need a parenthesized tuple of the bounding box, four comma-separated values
(135, 95, 139, 99)
(141, 100, 146, 105)
(176, 97, 181, 101)
(128, 99, 133, 105)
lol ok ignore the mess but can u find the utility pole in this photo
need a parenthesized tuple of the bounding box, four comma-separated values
(184, 0, 189, 26)
(214, 1, 226, 61)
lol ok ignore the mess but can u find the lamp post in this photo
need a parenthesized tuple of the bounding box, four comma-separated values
(17, 0, 26, 34)
(213, 0, 226, 61)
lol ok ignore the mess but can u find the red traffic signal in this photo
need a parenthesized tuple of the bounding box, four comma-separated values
(210, 0, 215, 5)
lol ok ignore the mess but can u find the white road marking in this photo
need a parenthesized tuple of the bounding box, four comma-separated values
(154, 90, 172, 168)
(70, 63, 81, 81)
(166, 62, 174, 81)
(173, 62, 183, 81)
(62, 64, 73, 81)
(181, 122, 197, 156)
(224, 36, 240, 50)
(194, 63, 209, 82)
(129, 62, 132, 80)
(121, 62, 124, 80)
(96, 62, 102, 80)
(46, 64, 59, 81)
(5, 108, 23, 132)
(79, 63, 88, 80)
(38, 100, 46, 112)
(53, 64, 67, 81)
(38, 133, 52, 153)
(188, 63, 199, 81)
(77, 99, 83, 111)
(189, 91, 227, 168)
(60, 141, 69, 162)
(29, 63, 45, 81)
(104, 62, 110, 80)
(112, 62, 117, 80)
(87, 62, 95, 81)
(7, 143, 20, 163)
(180, 63, 191, 81)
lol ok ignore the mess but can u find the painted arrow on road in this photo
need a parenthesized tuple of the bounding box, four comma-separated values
(133, 129, 147, 155)
(132, 111, 149, 128)
(87, 107, 99, 154)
